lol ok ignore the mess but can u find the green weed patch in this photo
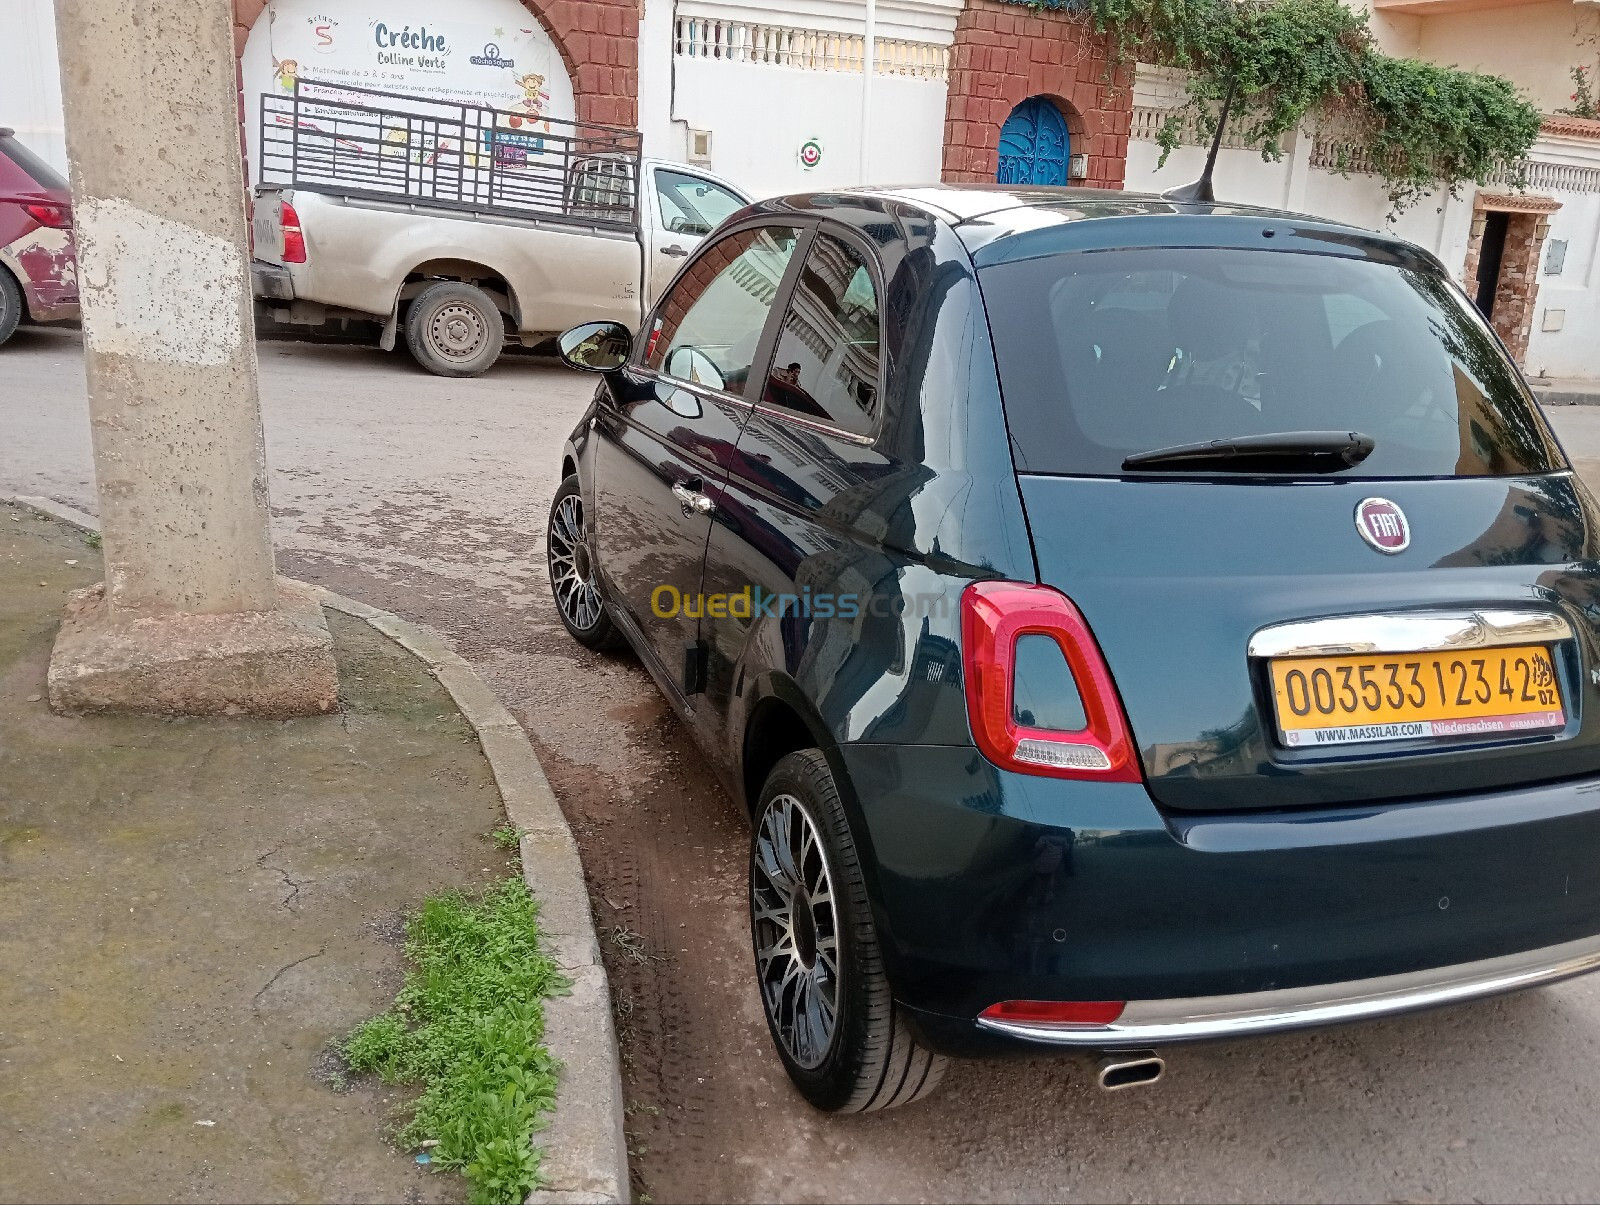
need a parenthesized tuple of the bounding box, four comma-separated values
(344, 878, 567, 1204)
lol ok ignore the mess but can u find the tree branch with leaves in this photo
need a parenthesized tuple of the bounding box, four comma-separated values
(1024, 0, 1543, 209)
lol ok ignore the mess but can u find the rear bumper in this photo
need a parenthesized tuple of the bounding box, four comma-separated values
(251, 260, 295, 301)
(25, 295, 78, 322)
(974, 930, 1600, 1047)
(835, 743, 1600, 1055)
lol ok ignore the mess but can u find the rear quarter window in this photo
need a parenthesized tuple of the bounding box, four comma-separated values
(979, 245, 1565, 479)
(0, 136, 68, 192)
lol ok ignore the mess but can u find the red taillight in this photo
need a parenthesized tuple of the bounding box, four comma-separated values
(280, 199, 307, 263)
(23, 203, 70, 229)
(960, 580, 1141, 782)
(980, 999, 1127, 1027)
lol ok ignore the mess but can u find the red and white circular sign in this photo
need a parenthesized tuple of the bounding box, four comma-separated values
(1355, 497, 1410, 553)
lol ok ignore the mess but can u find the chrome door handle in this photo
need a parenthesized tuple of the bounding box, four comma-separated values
(661, 244, 689, 258)
(671, 482, 714, 515)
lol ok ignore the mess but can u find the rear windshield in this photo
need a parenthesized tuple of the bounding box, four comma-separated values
(980, 246, 1564, 478)
(0, 136, 68, 191)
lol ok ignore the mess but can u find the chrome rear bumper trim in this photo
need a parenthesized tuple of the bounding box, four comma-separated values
(976, 932, 1600, 1047)
(1247, 608, 1573, 659)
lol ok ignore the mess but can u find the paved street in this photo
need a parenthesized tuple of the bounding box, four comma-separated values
(12, 325, 1600, 1202)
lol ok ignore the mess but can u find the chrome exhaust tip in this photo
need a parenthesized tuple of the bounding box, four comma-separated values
(1096, 1050, 1165, 1091)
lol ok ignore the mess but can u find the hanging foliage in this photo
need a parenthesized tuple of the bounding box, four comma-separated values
(1020, 0, 1543, 208)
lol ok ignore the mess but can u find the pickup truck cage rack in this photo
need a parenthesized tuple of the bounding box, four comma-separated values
(259, 79, 642, 231)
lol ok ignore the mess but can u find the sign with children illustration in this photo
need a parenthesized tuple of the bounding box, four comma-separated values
(242, 0, 576, 177)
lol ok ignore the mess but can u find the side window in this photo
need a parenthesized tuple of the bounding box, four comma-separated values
(646, 225, 800, 396)
(762, 232, 882, 437)
(654, 169, 746, 236)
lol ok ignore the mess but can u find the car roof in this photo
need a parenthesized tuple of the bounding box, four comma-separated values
(738, 184, 1440, 273)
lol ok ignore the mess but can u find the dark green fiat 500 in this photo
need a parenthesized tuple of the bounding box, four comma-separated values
(549, 185, 1600, 1111)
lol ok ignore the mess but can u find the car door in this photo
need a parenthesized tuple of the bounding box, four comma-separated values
(644, 165, 752, 305)
(696, 224, 968, 775)
(592, 222, 803, 710)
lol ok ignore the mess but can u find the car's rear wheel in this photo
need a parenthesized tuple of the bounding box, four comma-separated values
(547, 475, 624, 651)
(750, 749, 948, 1112)
(405, 281, 504, 377)
(0, 269, 23, 347)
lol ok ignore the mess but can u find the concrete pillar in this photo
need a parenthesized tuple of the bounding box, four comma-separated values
(45, 0, 337, 717)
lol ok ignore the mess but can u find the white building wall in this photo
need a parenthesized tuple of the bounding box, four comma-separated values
(672, 59, 947, 196)
(1525, 131, 1600, 380)
(639, 0, 681, 162)
(664, 0, 959, 196)
(0, 0, 68, 174)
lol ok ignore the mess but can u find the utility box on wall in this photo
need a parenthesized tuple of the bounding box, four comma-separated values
(687, 128, 713, 166)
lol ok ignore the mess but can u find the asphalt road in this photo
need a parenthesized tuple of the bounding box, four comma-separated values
(10, 325, 1600, 1203)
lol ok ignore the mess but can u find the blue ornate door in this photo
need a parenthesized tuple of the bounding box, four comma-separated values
(996, 97, 1070, 185)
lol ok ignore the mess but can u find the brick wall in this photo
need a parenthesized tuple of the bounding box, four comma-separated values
(228, 0, 638, 131)
(941, 0, 1132, 188)
(1460, 192, 1562, 366)
(521, 0, 639, 129)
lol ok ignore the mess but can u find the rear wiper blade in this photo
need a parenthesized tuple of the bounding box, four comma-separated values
(1122, 431, 1376, 472)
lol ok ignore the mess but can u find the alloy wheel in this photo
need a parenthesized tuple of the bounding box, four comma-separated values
(548, 493, 604, 632)
(752, 792, 841, 1070)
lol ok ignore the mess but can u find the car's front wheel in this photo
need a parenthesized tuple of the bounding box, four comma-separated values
(750, 749, 948, 1111)
(547, 475, 624, 651)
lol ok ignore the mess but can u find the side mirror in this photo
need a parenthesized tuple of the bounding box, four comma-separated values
(558, 321, 633, 373)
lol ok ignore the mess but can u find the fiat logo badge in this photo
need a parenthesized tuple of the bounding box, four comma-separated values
(1355, 497, 1410, 554)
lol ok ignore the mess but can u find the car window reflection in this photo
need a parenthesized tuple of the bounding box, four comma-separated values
(762, 233, 881, 437)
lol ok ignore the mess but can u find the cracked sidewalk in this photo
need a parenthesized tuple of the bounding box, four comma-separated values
(0, 504, 514, 1203)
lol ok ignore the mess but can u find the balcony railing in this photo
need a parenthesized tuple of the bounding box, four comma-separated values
(673, 16, 949, 80)
(1130, 103, 1255, 151)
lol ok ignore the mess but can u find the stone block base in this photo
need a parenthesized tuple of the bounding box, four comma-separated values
(48, 578, 339, 717)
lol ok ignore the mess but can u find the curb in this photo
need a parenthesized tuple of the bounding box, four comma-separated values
(1535, 389, 1600, 408)
(4, 495, 630, 1205)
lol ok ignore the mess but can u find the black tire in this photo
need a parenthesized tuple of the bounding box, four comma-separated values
(0, 268, 23, 347)
(547, 475, 625, 652)
(750, 749, 948, 1112)
(404, 281, 505, 377)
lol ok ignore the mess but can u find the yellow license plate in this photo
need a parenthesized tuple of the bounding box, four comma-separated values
(1269, 645, 1563, 749)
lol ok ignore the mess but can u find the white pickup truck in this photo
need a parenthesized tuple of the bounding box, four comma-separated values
(248, 81, 750, 377)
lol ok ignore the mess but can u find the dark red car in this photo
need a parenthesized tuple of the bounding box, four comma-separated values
(0, 128, 77, 346)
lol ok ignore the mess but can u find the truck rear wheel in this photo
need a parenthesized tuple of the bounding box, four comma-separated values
(405, 281, 505, 377)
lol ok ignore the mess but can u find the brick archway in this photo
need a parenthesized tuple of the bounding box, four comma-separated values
(942, 0, 1131, 188)
(515, 0, 638, 128)
(228, 0, 638, 130)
